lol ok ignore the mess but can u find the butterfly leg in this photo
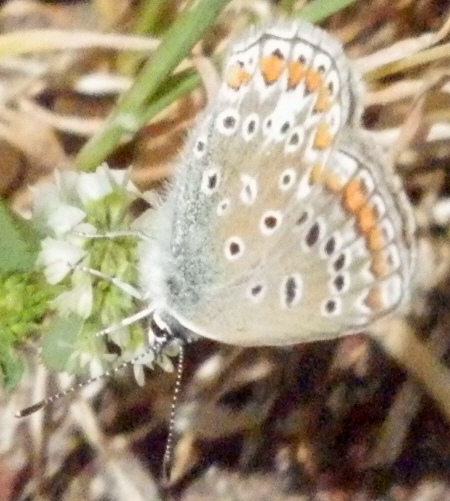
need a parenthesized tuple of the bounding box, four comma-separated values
(72, 229, 151, 241)
(94, 306, 155, 338)
(16, 318, 175, 418)
(73, 264, 144, 299)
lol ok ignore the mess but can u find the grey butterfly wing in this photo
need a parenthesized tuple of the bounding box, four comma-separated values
(141, 20, 415, 346)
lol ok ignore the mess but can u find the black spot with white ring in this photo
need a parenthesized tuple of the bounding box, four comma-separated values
(278, 169, 296, 191)
(285, 126, 305, 152)
(260, 210, 282, 236)
(305, 221, 322, 248)
(246, 282, 267, 303)
(224, 237, 245, 261)
(296, 210, 310, 226)
(240, 174, 258, 205)
(333, 253, 347, 272)
(325, 237, 336, 255)
(216, 109, 240, 136)
(262, 115, 273, 136)
(242, 113, 260, 141)
(194, 137, 207, 159)
(217, 198, 230, 216)
(201, 168, 221, 196)
(330, 272, 350, 295)
(280, 274, 303, 309)
(321, 297, 341, 317)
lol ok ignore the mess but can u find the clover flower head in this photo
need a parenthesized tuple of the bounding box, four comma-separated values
(31, 164, 177, 381)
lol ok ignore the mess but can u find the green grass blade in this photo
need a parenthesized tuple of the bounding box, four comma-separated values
(299, 0, 360, 23)
(76, 0, 231, 172)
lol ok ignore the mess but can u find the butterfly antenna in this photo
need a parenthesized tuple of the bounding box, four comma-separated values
(162, 342, 185, 483)
(15, 331, 176, 418)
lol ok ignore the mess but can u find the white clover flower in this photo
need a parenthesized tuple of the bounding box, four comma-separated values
(105, 164, 140, 195)
(50, 272, 93, 319)
(120, 345, 156, 386)
(31, 164, 180, 382)
(76, 164, 139, 205)
(31, 179, 85, 236)
(32, 165, 140, 237)
(76, 167, 115, 204)
(47, 204, 86, 236)
(66, 350, 113, 379)
(106, 326, 130, 348)
(39, 237, 86, 284)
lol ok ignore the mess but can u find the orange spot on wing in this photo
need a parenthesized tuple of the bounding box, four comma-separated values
(323, 173, 343, 192)
(310, 164, 323, 184)
(358, 204, 377, 234)
(364, 286, 384, 311)
(371, 254, 387, 278)
(306, 69, 322, 93)
(260, 54, 285, 84)
(314, 85, 332, 112)
(313, 123, 333, 150)
(343, 179, 365, 213)
(226, 65, 252, 90)
(287, 61, 306, 89)
(368, 226, 384, 252)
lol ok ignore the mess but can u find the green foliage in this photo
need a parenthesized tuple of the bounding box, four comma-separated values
(0, 201, 39, 272)
(0, 270, 58, 388)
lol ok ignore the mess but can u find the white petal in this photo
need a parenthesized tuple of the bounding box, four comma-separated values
(108, 327, 130, 347)
(47, 204, 86, 235)
(157, 354, 174, 373)
(89, 358, 104, 378)
(44, 261, 73, 285)
(39, 237, 86, 284)
(107, 166, 140, 195)
(133, 364, 145, 386)
(76, 168, 113, 204)
(51, 280, 93, 318)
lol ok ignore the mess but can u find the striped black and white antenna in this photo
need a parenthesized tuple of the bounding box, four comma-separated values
(15, 312, 182, 418)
